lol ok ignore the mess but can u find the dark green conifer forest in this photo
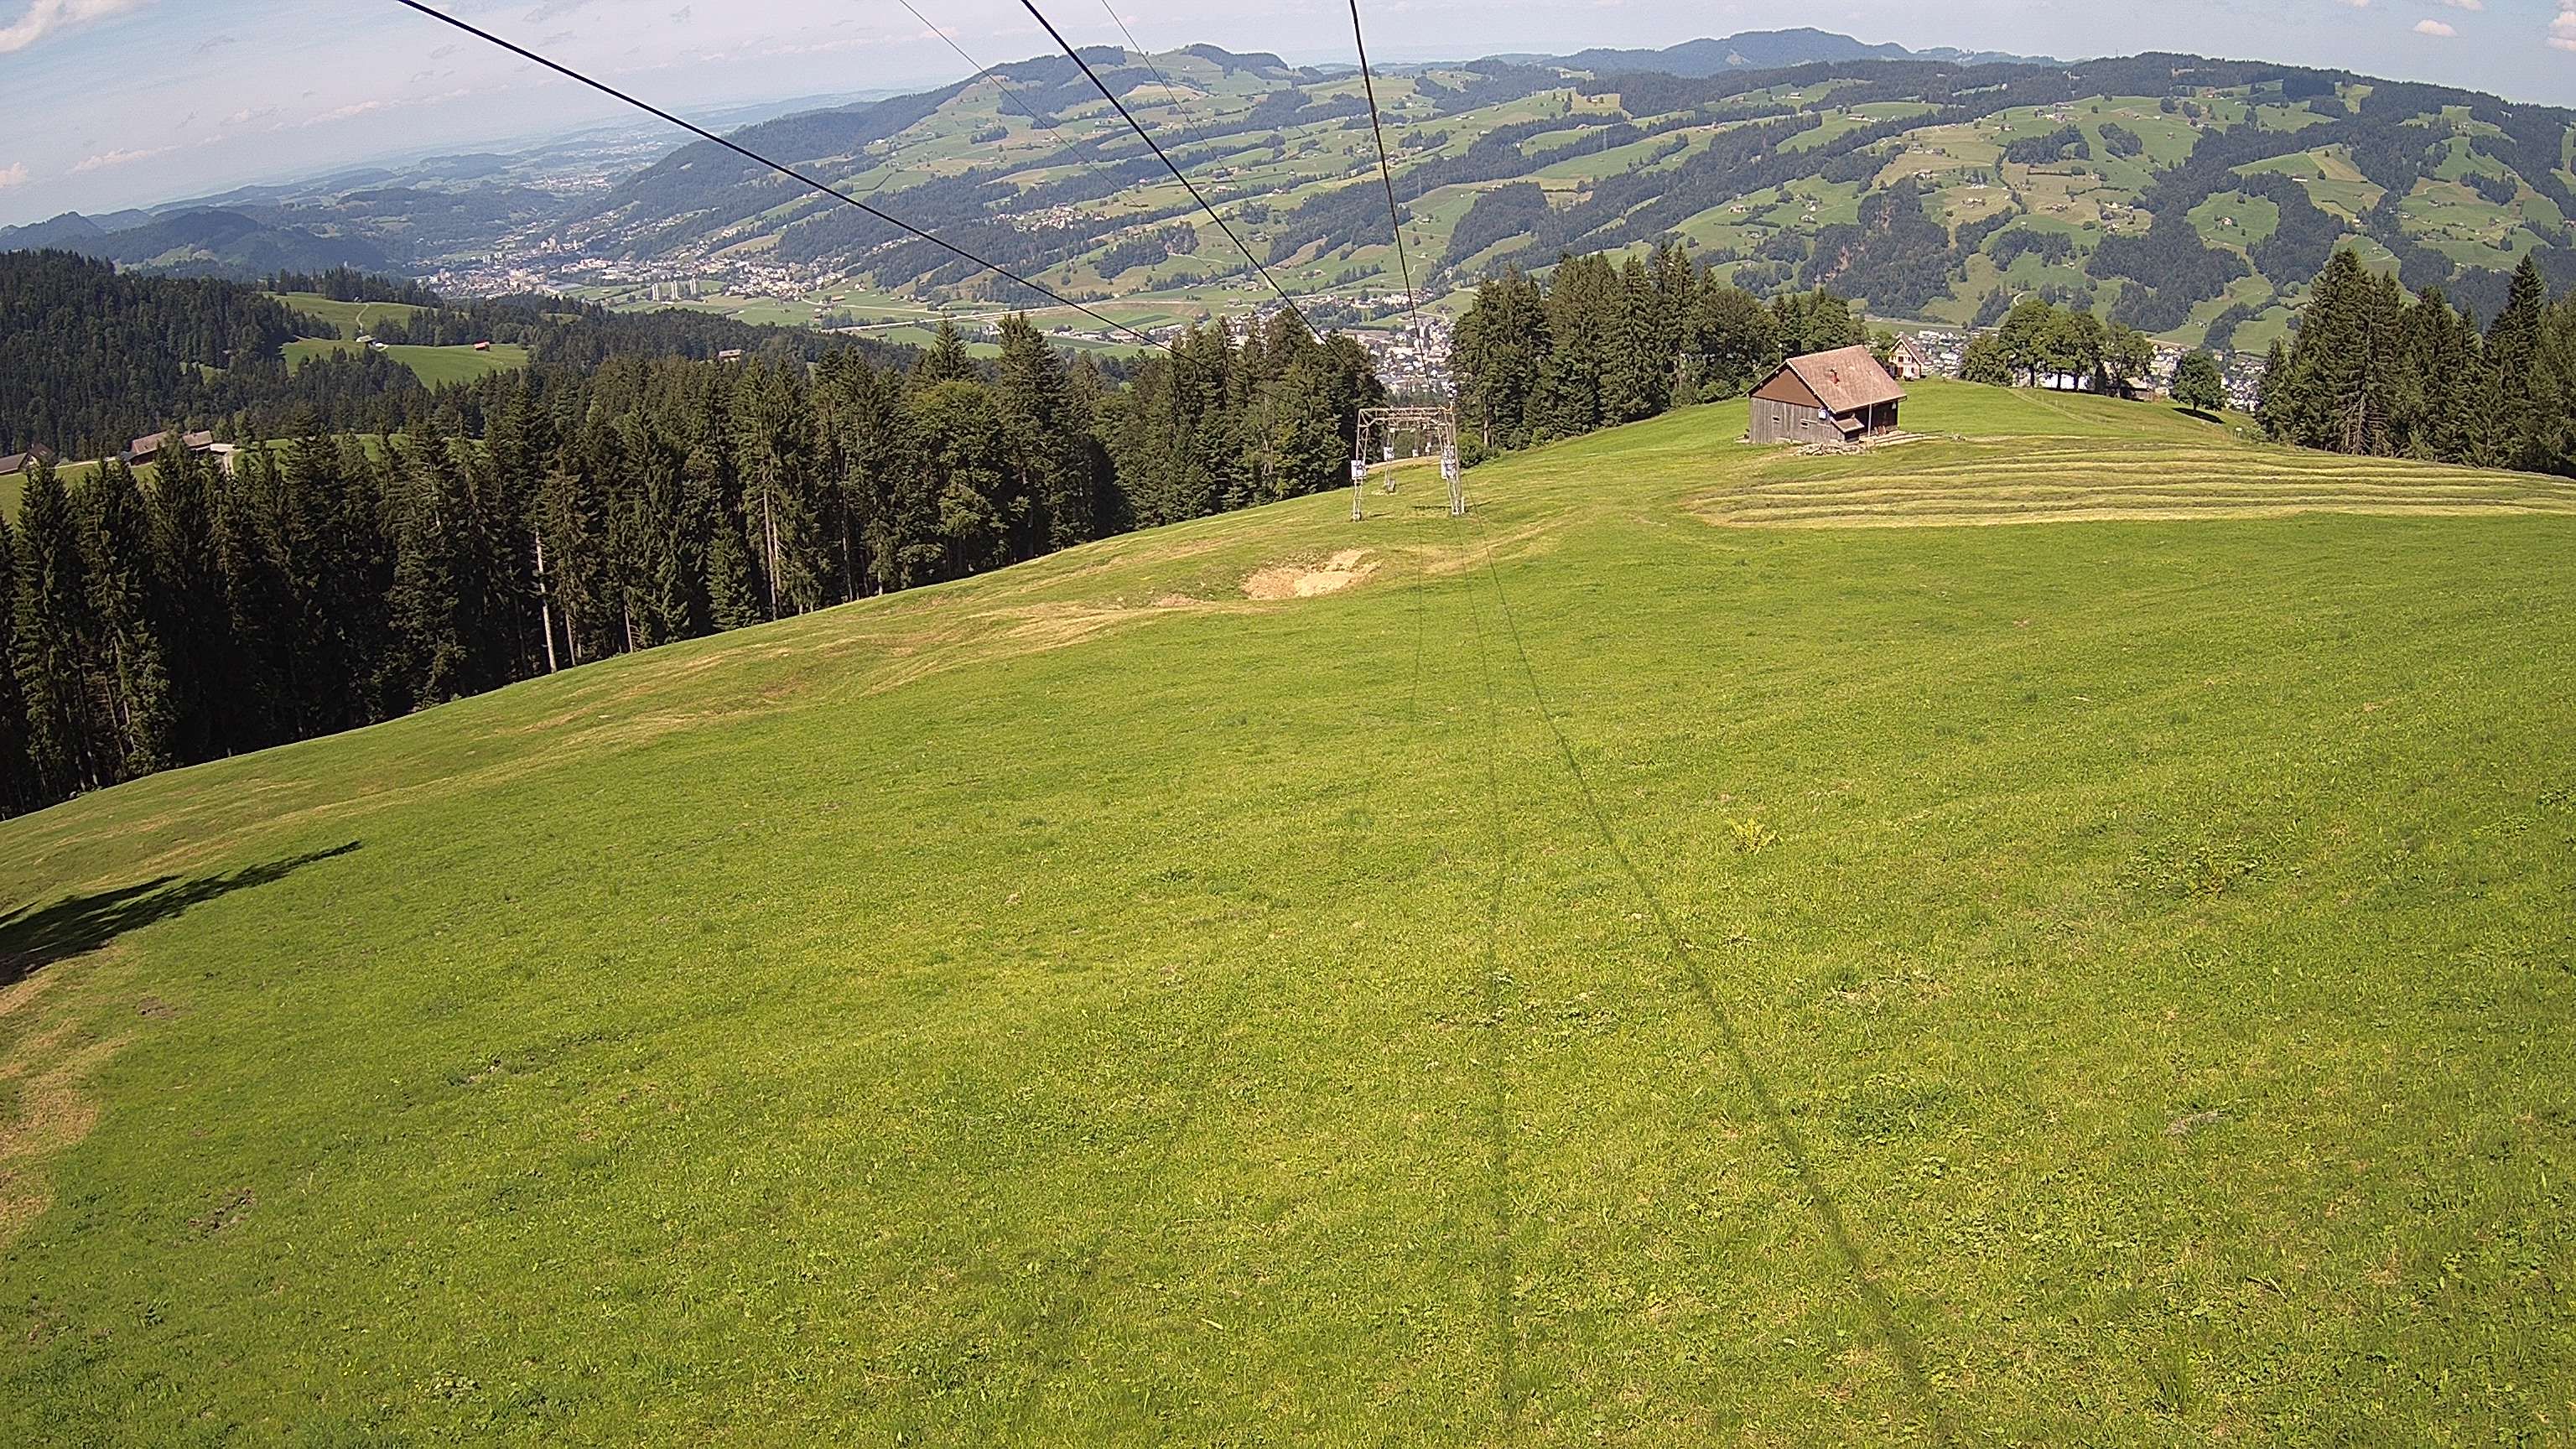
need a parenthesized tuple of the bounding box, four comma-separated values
(2258, 248, 2564, 470)
(0, 288, 1381, 817)
(1452, 242, 1869, 455)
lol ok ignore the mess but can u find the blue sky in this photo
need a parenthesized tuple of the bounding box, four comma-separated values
(3, 0, 2574, 226)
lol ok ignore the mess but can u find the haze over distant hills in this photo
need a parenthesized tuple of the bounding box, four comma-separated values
(1488, 27, 2056, 75)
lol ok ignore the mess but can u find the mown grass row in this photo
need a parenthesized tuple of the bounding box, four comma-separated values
(1694, 412, 2576, 527)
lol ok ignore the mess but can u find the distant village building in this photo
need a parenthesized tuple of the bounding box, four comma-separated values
(1888, 335, 1937, 382)
(1748, 346, 1906, 445)
(0, 444, 55, 475)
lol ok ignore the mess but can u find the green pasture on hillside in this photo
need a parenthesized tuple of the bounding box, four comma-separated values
(273, 292, 429, 340)
(270, 292, 530, 386)
(3, 383, 2574, 1443)
(281, 337, 531, 386)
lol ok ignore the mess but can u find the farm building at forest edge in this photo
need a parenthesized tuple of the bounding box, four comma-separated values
(1749, 346, 1906, 445)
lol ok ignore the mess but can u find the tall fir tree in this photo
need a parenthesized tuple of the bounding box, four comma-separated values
(85, 460, 178, 777)
(13, 461, 103, 797)
(914, 320, 975, 387)
(382, 432, 471, 707)
(994, 314, 1094, 550)
(2483, 252, 2548, 468)
(0, 512, 38, 816)
(146, 439, 236, 761)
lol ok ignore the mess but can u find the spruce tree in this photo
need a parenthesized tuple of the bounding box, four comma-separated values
(1539, 254, 1613, 438)
(694, 436, 764, 631)
(1455, 268, 1549, 448)
(213, 446, 302, 749)
(1600, 255, 1667, 425)
(0, 513, 39, 816)
(2255, 340, 2290, 435)
(911, 380, 1011, 577)
(2485, 252, 2547, 467)
(147, 439, 234, 761)
(382, 435, 469, 707)
(914, 321, 975, 387)
(13, 462, 101, 797)
(85, 460, 178, 777)
(995, 314, 1093, 548)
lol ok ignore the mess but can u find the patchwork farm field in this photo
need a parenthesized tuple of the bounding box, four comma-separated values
(3, 383, 2573, 1443)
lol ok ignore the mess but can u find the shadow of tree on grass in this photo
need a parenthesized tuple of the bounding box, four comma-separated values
(0, 842, 362, 989)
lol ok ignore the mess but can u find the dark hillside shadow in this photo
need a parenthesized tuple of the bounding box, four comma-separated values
(2177, 408, 2225, 424)
(0, 842, 361, 988)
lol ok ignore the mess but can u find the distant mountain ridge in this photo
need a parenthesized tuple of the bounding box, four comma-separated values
(0, 206, 390, 278)
(1492, 28, 2056, 76)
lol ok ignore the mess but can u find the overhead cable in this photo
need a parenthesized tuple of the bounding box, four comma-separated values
(1346, 0, 1425, 346)
(387, 0, 1170, 351)
(1015, 0, 1317, 334)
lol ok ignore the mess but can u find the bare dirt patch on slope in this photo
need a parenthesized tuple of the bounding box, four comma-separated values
(1244, 549, 1378, 600)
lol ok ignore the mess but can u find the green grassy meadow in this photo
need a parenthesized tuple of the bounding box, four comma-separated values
(281, 337, 531, 386)
(3, 382, 2574, 1442)
(272, 292, 530, 386)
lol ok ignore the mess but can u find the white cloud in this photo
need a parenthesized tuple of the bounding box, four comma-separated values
(2416, 19, 2455, 36)
(0, 162, 29, 190)
(2435, 0, 2482, 9)
(2557, 3, 2576, 54)
(299, 83, 496, 129)
(0, 0, 148, 55)
(70, 144, 169, 173)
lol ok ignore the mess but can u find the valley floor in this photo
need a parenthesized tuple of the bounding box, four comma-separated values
(3, 383, 2573, 1443)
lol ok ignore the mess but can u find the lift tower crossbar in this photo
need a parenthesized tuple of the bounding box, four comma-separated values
(1350, 404, 1462, 520)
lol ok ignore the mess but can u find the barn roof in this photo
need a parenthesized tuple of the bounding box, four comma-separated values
(1779, 345, 1905, 414)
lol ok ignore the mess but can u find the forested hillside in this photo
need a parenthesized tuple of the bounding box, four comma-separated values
(0, 252, 911, 458)
(0, 308, 1380, 817)
(523, 45, 2576, 354)
(18, 41, 2576, 361)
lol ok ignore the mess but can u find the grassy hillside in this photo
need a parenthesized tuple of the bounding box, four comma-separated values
(275, 291, 431, 339)
(568, 49, 2576, 351)
(4, 383, 2573, 1443)
(273, 291, 532, 386)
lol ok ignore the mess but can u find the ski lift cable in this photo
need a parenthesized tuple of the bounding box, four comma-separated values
(387, 0, 1173, 352)
(1016, 0, 1318, 335)
(891, 0, 1124, 191)
(1091, 0, 1224, 166)
(1346, 0, 1424, 347)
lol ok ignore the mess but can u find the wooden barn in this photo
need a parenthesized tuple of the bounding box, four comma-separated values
(1748, 345, 1906, 446)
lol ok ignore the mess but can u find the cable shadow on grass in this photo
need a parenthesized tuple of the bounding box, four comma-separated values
(0, 842, 362, 989)
(1463, 558, 1523, 1440)
(1471, 545, 1956, 1444)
